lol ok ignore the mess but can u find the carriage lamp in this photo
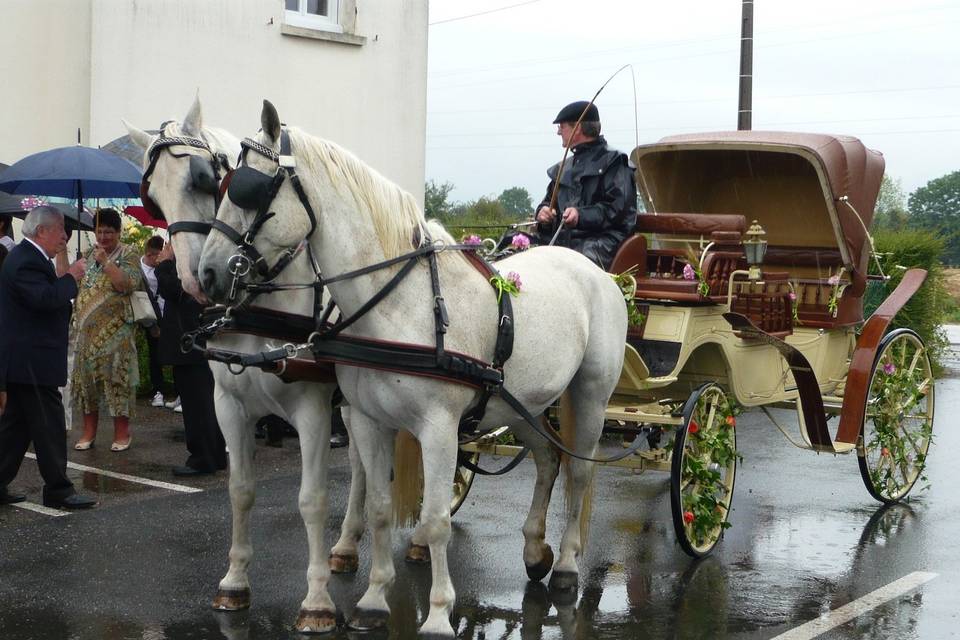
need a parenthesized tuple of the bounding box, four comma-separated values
(743, 220, 768, 280)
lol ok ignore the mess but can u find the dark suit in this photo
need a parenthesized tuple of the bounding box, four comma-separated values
(155, 258, 226, 472)
(0, 240, 79, 501)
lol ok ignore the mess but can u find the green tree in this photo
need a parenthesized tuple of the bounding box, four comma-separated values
(497, 186, 533, 217)
(424, 180, 455, 220)
(907, 170, 960, 264)
(873, 175, 908, 231)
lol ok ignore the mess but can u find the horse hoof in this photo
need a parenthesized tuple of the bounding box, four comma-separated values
(211, 587, 251, 610)
(404, 543, 431, 564)
(547, 570, 579, 593)
(348, 608, 389, 631)
(524, 545, 554, 582)
(295, 608, 338, 634)
(329, 552, 359, 574)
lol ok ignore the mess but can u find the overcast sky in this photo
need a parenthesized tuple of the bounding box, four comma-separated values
(425, 0, 960, 208)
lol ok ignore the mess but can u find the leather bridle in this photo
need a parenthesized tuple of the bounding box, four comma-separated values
(140, 122, 232, 237)
(210, 129, 319, 301)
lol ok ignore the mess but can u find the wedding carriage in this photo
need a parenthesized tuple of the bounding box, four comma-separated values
(458, 131, 935, 558)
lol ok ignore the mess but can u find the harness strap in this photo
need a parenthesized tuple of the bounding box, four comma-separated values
(320, 252, 422, 338)
(458, 447, 531, 476)
(168, 220, 213, 235)
(498, 388, 647, 463)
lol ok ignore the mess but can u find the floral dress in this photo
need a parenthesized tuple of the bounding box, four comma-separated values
(71, 244, 143, 417)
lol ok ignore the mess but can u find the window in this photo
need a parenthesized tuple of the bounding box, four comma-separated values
(285, 0, 341, 33)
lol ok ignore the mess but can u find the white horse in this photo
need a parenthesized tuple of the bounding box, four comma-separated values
(125, 99, 430, 633)
(126, 99, 343, 633)
(198, 100, 628, 637)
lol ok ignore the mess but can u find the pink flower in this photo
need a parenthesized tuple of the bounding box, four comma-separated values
(463, 235, 482, 246)
(20, 196, 45, 211)
(683, 263, 696, 281)
(828, 274, 840, 286)
(507, 271, 522, 290)
(883, 362, 896, 375)
(510, 234, 531, 250)
(788, 292, 797, 301)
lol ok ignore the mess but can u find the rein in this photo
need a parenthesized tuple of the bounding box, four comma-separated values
(201, 130, 644, 466)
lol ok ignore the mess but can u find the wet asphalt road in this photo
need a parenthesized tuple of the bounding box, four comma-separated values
(2, 331, 960, 640)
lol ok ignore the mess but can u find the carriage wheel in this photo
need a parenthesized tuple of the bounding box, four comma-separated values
(857, 329, 934, 503)
(670, 383, 738, 558)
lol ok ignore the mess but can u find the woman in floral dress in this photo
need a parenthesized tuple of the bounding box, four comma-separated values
(72, 209, 142, 451)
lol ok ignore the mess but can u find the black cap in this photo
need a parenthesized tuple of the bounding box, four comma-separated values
(552, 100, 599, 124)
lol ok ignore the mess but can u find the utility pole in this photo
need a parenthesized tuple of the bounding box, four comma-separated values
(737, 0, 753, 130)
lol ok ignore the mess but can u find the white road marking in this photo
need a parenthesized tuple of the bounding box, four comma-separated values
(25, 453, 203, 494)
(10, 502, 70, 517)
(773, 571, 939, 640)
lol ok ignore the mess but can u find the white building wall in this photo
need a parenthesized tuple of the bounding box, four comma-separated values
(0, 0, 428, 200)
(0, 0, 93, 154)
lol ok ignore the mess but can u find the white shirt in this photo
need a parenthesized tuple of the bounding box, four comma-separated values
(24, 236, 53, 261)
(140, 257, 165, 315)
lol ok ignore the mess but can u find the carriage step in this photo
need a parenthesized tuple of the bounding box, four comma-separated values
(811, 441, 857, 455)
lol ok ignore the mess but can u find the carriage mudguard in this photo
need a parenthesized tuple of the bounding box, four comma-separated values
(835, 268, 928, 445)
(722, 311, 833, 450)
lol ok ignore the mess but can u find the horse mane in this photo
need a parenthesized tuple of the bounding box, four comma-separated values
(163, 121, 241, 160)
(288, 128, 461, 261)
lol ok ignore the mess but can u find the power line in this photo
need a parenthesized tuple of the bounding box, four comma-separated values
(428, 18, 959, 91)
(426, 114, 960, 139)
(429, 1, 543, 26)
(426, 129, 960, 152)
(429, 3, 959, 77)
(428, 84, 960, 116)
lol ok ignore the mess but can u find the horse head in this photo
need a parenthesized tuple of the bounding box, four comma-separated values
(199, 100, 319, 304)
(125, 95, 241, 302)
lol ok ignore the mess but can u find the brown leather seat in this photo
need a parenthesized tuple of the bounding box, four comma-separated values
(609, 234, 647, 275)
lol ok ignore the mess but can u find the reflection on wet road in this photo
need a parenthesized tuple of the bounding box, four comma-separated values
(2, 372, 960, 638)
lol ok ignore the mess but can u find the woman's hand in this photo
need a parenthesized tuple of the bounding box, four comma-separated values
(92, 244, 108, 265)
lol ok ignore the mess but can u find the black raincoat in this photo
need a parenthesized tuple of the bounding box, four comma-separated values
(534, 136, 636, 270)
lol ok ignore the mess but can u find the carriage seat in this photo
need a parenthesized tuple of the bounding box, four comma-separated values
(609, 213, 749, 303)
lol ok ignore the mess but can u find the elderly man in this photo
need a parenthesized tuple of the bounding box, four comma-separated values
(0, 206, 94, 509)
(534, 100, 637, 270)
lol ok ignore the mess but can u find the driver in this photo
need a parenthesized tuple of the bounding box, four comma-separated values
(533, 101, 636, 270)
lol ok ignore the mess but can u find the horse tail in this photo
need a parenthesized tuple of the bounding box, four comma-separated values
(559, 391, 596, 548)
(391, 430, 423, 527)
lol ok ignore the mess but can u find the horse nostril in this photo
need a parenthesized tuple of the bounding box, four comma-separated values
(201, 268, 217, 294)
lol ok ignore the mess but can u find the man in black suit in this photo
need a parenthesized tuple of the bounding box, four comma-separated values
(0, 206, 95, 509)
(155, 244, 227, 476)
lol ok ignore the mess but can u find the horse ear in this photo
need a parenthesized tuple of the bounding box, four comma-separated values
(123, 120, 154, 150)
(261, 100, 281, 143)
(183, 94, 203, 136)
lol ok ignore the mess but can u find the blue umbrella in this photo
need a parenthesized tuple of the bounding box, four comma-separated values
(0, 144, 141, 199)
(0, 145, 143, 256)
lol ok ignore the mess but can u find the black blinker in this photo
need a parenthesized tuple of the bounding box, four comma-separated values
(227, 166, 275, 211)
(190, 155, 219, 196)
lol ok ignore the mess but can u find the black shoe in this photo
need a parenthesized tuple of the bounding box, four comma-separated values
(172, 465, 215, 477)
(330, 433, 349, 449)
(43, 494, 96, 509)
(0, 489, 26, 505)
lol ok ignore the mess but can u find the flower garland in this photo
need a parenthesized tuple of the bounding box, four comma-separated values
(610, 268, 645, 327)
(866, 356, 934, 497)
(490, 271, 522, 302)
(674, 397, 742, 546)
(683, 262, 710, 297)
(826, 268, 846, 317)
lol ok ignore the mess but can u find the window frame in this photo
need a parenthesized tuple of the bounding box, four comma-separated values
(284, 0, 342, 34)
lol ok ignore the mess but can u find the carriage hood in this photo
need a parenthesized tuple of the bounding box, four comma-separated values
(631, 131, 885, 292)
